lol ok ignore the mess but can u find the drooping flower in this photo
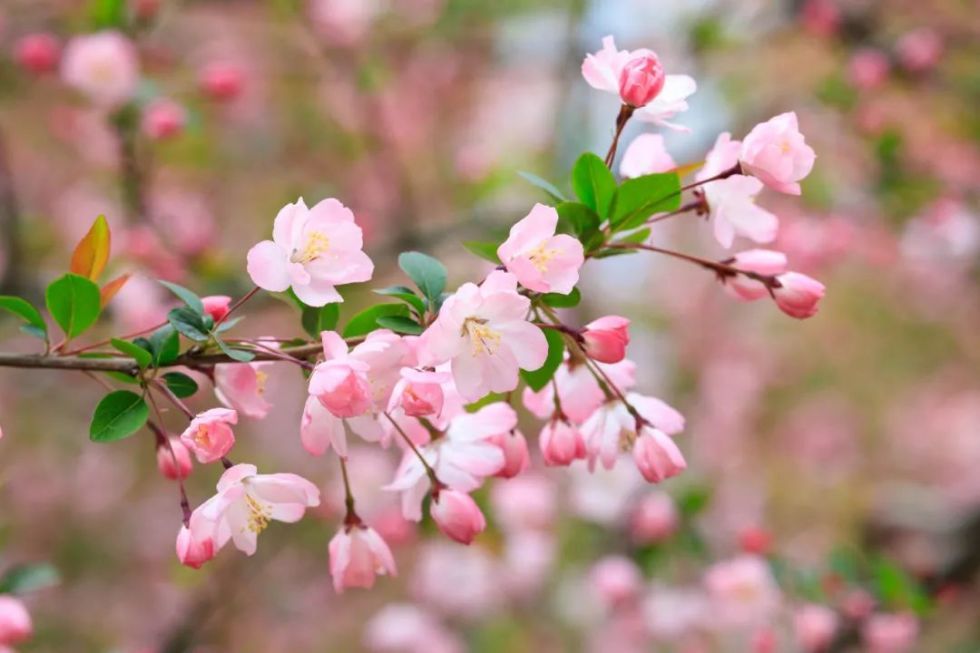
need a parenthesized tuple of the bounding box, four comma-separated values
(523, 357, 636, 424)
(156, 437, 193, 480)
(539, 419, 586, 466)
(418, 271, 547, 401)
(187, 463, 320, 556)
(772, 272, 826, 319)
(0, 596, 31, 646)
(620, 134, 676, 178)
(214, 361, 274, 419)
(430, 489, 486, 545)
(61, 31, 139, 107)
(726, 250, 788, 301)
(329, 524, 397, 593)
(175, 514, 216, 569)
(496, 204, 584, 295)
(739, 112, 816, 196)
(246, 197, 374, 306)
(179, 408, 238, 464)
(581, 315, 630, 364)
(490, 429, 529, 478)
(632, 428, 687, 483)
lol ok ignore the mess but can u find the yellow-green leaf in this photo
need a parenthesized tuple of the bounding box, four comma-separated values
(70, 215, 111, 281)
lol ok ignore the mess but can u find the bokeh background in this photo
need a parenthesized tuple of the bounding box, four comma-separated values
(0, 0, 978, 651)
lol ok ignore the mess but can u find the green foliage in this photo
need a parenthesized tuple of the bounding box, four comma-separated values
(520, 328, 565, 392)
(0, 563, 59, 594)
(110, 338, 152, 369)
(873, 558, 932, 616)
(45, 273, 102, 339)
(89, 0, 126, 29)
(555, 202, 601, 240)
(0, 296, 48, 342)
(342, 303, 410, 339)
(376, 315, 424, 335)
(89, 391, 149, 442)
(145, 325, 180, 365)
(463, 241, 502, 264)
(373, 286, 427, 316)
(610, 172, 681, 230)
(571, 152, 617, 217)
(540, 287, 581, 308)
(158, 280, 204, 315)
(517, 170, 568, 202)
(215, 337, 255, 362)
(163, 372, 199, 398)
(301, 303, 340, 339)
(167, 306, 211, 342)
(398, 251, 448, 310)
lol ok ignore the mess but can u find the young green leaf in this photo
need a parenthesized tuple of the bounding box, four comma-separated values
(517, 170, 568, 202)
(167, 306, 210, 342)
(301, 303, 340, 339)
(90, 391, 149, 442)
(555, 202, 601, 239)
(520, 328, 565, 392)
(376, 315, 424, 335)
(463, 241, 502, 265)
(163, 372, 199, 398)
(146, 325, 180, 365)
(0, 563, 60, 594)
(110, 338, 153, 369)
(571, 152, 617, 217)
(373, 286, 426, 316)
(541, 287, 581, 308)
(0, 296, 48, 341)
(610, 172, 681, 230)
(158, 280, 205, 315)
(45, 273, 102, 339)
(342, 304, 410, 339)
(398, 252, 448, 308)
(614, 227, 652, 245)
(215, 337, 256, 362)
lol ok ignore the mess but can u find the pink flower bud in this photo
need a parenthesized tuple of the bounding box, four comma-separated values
(862, 613, 918, 653)
(633, 428, 686, 483)
(794, 604, 838, 652)
(772, 272, 825, 319)
(141, 99, 187, 140)
(589, 555, 642, 607)
(329, 525, 397, 592)
(430, 489, 486, 545)
(0, 596, 31, 645)
(738, 526, 773, 555)
(175, 522, 216, 570)
(310, 361, 372, 418)
(539, 419, 586, 466)
(582, 315, 630, 363)
(199, 61, 244, 101)
(491, 429, 529, 478)
(618, 52, 665, 108)
(727, 250, 788, 301)
(201, 295, 232, 322)
(629, 492, 679, 544)
(14, 33, 60, 75)
(399, 373, 444, 418)
(156, 437, 193, 480)
(179, 407, 238, 463)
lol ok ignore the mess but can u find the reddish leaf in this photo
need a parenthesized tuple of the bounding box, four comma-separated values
(70, 215, 111, 281)
(100, 273, 130, 307)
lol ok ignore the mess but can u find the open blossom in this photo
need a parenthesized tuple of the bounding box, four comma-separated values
(418, 271, 547, 401)
(794, 604, 838, 652)
(539, 419, 586, 466)
(618, 52, 665, 108)
(620, 134, 676, 178)
(179, 408, 238, 463)
(214, 361, 273, 419)
(142, 99, 186, 140)
(726, 250, 788, 301)
(188, 463, 320, 557)
(0, 596, 31, 646)
(496, 204, 584, 295)
(582, 315, 630, 364)
(156, 437, 193, 480)
(740, 112, 816, 196)
(329, 524, 397, 593)
(705, 175, 778, 249)
(309, 340, 372, 418)
(176, 515, 216, 569)
(14, 33, 60, 74)
(582, 36, 696, 131)
(247, 197, 374, 306)
(430, 489, 486, 544)
(772, 272, 825, 319)
(61, 31, 139, 107)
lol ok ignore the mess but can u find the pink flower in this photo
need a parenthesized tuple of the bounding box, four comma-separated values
(390, 368, 446, 418)
(620, 134, 676, 178)
(175, 516, 216, 569)
(309, 0, 379, 46)
(179, 408, 238, 464)
(727, 250, 788, 301)
(142, 99, 186, 140)
(539, 419, 586, 466)
(794, 604, 838, 652)
(431, 489, 486, 545)
(247, 197, 374, 306)
(704, 175, 779, 248)
(848, 49, 890, 90)
(699, 131, 741, 179)
(772, 272, 825, 319)
(490, 429, 529, 478)
(633, 428, 687, 483)
(581, 393, 685, 478)
(214, 362, 273, 419)
(189, 463, 320, 556)
(201, 295, 232, 322)
(156, 437, 193, 480)
(589, 555, 642, 607)
(582, 315, 630, 364)
(418, 271, 547, 401)
(523, 357, 636, 424)
(61, 31, 139, 107)
(862, 613, 918, 653)
(309, 350, 372, 418)
(896, 29, 943, 73)
(705, 555, 780, 627)
(739, 112, 816, 195)
(199, 61, 244, 101)
(14, 33, 60, 74)
(496, 204, 584, 295)
(801, 0, 840, 37)
(629, 492, 678, 544)
(0, 596, 31, 645)
(618, 52, 665, 108)
(329, 524, 397, 592)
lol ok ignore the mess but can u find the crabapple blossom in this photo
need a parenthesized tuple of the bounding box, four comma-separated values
(179, 407, 238, 464)
(309, 349, 371, 418)
(0, 596, 31, 646)
(523, 357, 636, 424)
(189, 463, 320, 557)
(739, 112, 816, 196)
(862, 613, 919, 653)
(704, 555, 780, 627)
(539, 419, 586, 466)
(199, 61, 245, 101)
(794, 604, 838, 652)
(247, 197, 374, 306)
(214, 361, 273, 419)
(175, 516, 216, 569)
(430, 489, 486, 545)
(389, 368, 446, 418)
(726, 250, 788, 301)
(141, 99, 187, 140)
(618, 52, 665, 108)
(633, 427, 687, 483)
(620, 133, 676, 178)
(496, 204, 584, 295)
(581, 315, 630, 364)
(156, 437, 193, 480)
(201, 295, 232, 322)
(417, 270, 547, 401)
(14, 33, 60, 74)
(329, 524, 397, 593)
(489, 429, 529, 478)
(629, 492, 679, 544)
(61, 31, 139, 107)
(772, 272, 826, 319)
(704, 175, 778, 249)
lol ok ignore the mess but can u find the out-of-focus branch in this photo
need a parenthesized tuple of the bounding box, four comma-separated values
(0, 129, 27, 295)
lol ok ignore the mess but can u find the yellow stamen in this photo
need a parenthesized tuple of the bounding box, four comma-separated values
(527, 242, 558, 273)
(255, 370, 268, 395)
(290, 231, 330, 264)
(244, 492, 272, 534)
(462, 318, 501, 357)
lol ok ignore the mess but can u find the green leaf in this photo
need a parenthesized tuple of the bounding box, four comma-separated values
(301, 303, 341, 339)
(146, 325, 179, 365)
(110, 338, 152, 369)
(541, 287, 581, 308)
(571, 153, 616, 217)
(517, 171, 568, 202)
(163, 372, 199, 398)
(555, 202, 601, 239)
(45, 273, 102, 339)
(343, 304, 410, 339)
(90, 391, 149, 442)
(89, 0, 126, 28)
(373, 286, 426, 316)
(158, 280, 204, 315)
(215, 337, 256, 362)
(520, 328, 565, 392)
(167, 306, 210, 342)
(0, 563, 60, 594)
(398, 252, 448, 308)
(610, 172, 681, 230)
(615, 227, 652, 245)
(215, 316, 244, 333)
(0, 296, 48, 340)
(376, 315, 424, 335)
(463, 241, 502, 265)
(873, 558, 932, 615)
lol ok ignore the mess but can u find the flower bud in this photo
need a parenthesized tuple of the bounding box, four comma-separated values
(0, 595, 31, 645)
(142, 99, 187, 140)
(632, 428, 686, 483)
(176, 522, 216, 569)
(430, 489, 486, 545)
(581, 315, 630, 363)
(179, 408, 238, 463)
(728, 250, 788, 301)
(491, 430, 529, 479)
(772, 272, 825, 319)
(329, 525, 397, 592)
(398, 372, 444, 417)
(201, 295, 232, 322)
(157, 437, 193, 480)
(738, 526, 773, 555)
(618, 52, 665, 108)
(199, 62, 244, 101)
(539, 419, 586, 466)
(14, 33, 60, 75)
